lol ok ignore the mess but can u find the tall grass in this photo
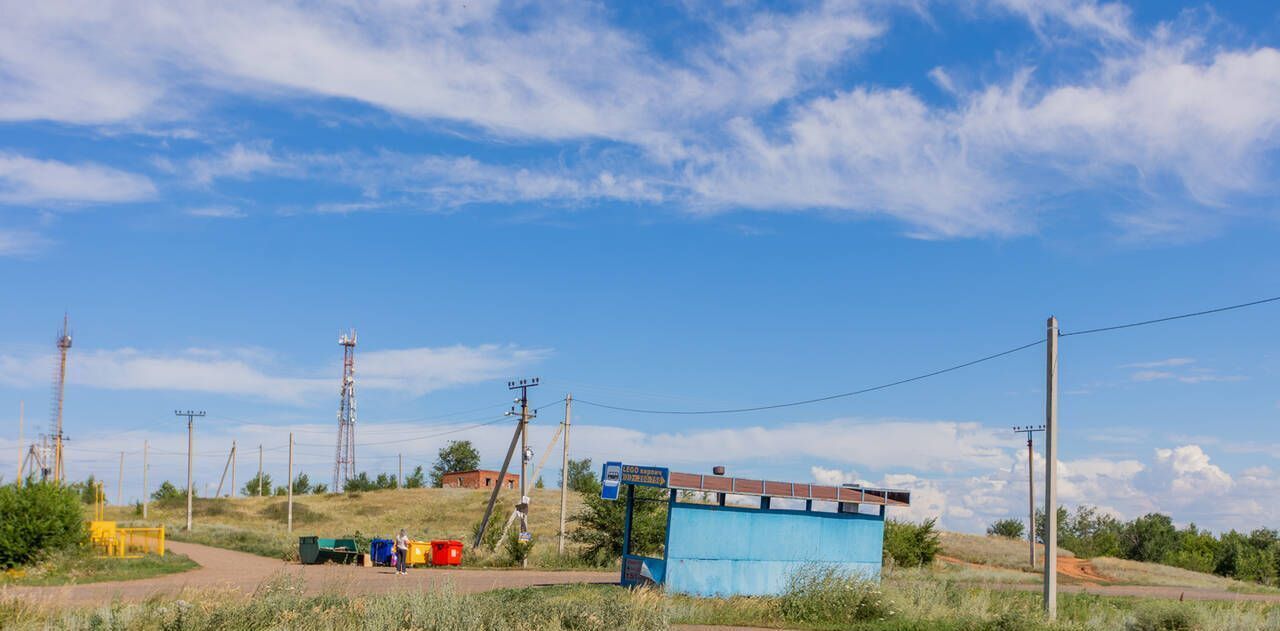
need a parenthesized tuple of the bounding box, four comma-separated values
(0, 575, 667, 631)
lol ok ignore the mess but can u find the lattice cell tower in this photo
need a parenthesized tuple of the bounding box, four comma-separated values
(49, 313, 72, 482)
(333, 329, 358, 491)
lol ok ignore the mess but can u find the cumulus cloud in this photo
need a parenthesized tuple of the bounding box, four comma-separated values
(3, 2, 1279, 240)
(0, 343, 548, 404)
(0, 154, 155, 204)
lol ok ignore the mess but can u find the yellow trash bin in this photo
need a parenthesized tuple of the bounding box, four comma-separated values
(406, 540, 431, 567)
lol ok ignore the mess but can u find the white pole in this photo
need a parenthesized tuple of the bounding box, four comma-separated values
(231, 440, 236, 499)
(186, 417, 194, 531)
(398, 453, 403, 489)
(143, 440, 149, 519)
(118, 451, 125, 505)
(287, 432, 294, 533)
(258, 444, 263, 497)
(1043, 316, 1059, 619)
(559, 394, 571, 555)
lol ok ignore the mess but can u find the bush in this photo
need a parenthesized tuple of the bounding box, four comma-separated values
(0, 482, 86, 568)
(505, 533, 534, 565)
(988, 518, 1026, 539)
(259, 500, 320, 524)
(470, 516, 503, 551)
(884, 518, 940, 568)
(778, 565, 894, 625)
(151, 481, 182, 503)
(1126, 602, 1200, 631)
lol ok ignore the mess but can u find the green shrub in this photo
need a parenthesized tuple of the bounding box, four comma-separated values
(0, 481, 86, 568)
(987, 518, 1026, 539)
(778, 565, 893, 625)
(884, 518, 940, 568)
(1126, 602, 1200, 631)
(258, 500, 320, 524)
(470, 516, 503, 551)
(505, 532, 535, 565)
(569, 488, 667, 565)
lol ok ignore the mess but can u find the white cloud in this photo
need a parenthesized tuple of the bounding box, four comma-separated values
(0, 154, 155, 204)
(989, 0, 1133, 42)
(189, 144, 286, 185)
(1123, 358, 1195, 369)
(0, 229, 51, 257)
(186, 206, 245, 219)
(0, 343, 548, 404)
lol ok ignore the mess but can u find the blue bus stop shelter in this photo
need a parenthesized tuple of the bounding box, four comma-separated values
(603, 462, 912, 597)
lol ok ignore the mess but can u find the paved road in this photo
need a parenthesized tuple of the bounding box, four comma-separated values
(1, 540, 616, 605)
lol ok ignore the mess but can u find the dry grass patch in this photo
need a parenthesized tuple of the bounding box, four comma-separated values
(939, 531, 1073, 570)
(1091, 557, 1280, 593)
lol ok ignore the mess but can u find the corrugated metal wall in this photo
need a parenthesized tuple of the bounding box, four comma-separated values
(664, 503, 884, 597)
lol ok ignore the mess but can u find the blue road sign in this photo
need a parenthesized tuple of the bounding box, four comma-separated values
(601, 461, 622, 501)
(620, 464, 669, 488)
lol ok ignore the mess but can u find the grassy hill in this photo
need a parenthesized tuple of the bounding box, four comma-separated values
(101, 490, 1276, 592)
(103, 486, 589, 567)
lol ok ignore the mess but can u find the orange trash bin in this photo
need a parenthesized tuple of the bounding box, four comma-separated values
(430, 540, 463, 566)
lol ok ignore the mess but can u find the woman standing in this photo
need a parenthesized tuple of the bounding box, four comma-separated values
(395, 529, 409, 575)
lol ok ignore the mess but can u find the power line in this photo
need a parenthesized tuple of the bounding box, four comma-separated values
(1062, 294, 1280, 337)
(575, 340, 1044, 415)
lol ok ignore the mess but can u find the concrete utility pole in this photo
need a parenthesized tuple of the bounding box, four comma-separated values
(216, 443, 235, 498)
(142, 440, 149, 519)
(117, 451, 125, 505)
(230, 440, 236, 499)
(258, 444, 264, 497)
(559, 394, 572, 556)
(176, 410, 205, 531)
(513, 378, 539, 569)
(1014, 425, 1045, 567)
(287, 432, 294, 533)
(1043, 317, 1059, 619)
(398, 453, 403, 489)
(473, 378, 539, 551)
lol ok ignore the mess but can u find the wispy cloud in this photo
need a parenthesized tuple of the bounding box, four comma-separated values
(0, 153, 155, 204)
(1124, 358, 1246, 384)
(0, 343, 549, 405)
(0, 228, 52, 257)
(186, 206, 245, 219)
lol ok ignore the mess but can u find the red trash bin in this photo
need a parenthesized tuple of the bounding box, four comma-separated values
(430, 540, 463, 566)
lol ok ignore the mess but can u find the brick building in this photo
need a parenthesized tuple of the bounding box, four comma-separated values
(439, 469, 520, 490)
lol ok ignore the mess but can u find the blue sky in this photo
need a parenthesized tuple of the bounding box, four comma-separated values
(2, 0, 1279, 532)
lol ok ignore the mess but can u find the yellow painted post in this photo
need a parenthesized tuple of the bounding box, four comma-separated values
(159, 526, 165, 556)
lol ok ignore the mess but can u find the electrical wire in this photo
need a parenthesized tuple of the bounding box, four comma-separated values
(575, 341, 1044, 415)
(1061, 294, 1280, 337)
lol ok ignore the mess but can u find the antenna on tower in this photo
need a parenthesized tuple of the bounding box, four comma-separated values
(49, 313, 72, 482)
(333, 329, 358, 492)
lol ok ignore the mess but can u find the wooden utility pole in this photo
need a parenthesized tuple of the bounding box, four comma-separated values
(176, 410, 205, 531)
(258, 444, 264, 497)
(1043, 317, 1059, 619)
(15, 401, 23, 488)
(287, 432, 294, 533)
(1014, 425, 1044, 567)
(117, 451, 125, 505)
(559, 394, 572, 555)
(142, 440, 149, 519)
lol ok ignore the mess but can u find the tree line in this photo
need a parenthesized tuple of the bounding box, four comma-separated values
(989, 505, 1280, 585)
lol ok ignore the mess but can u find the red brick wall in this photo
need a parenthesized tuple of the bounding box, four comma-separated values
(440, 470, 520, 489)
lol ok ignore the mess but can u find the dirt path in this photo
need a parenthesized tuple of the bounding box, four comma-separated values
(9, 543, 1280, 610)
(1, 540, 616, 605)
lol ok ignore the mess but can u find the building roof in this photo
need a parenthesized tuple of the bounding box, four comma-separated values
(667, 471, 910, 506)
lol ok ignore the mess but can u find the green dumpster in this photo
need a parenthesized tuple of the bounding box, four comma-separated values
(299, 537, 360, 564)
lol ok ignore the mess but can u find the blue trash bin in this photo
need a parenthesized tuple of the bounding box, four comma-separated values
(370, 538, 394, 566)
